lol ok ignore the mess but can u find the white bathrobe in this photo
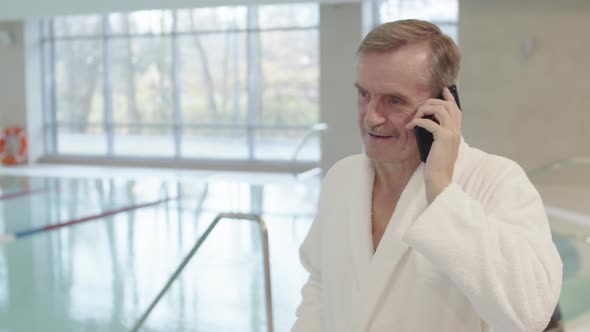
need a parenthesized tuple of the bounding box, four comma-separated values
(292, 140, 563, 332)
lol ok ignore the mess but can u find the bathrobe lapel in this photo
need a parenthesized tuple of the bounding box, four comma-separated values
(348, 156, 428, 330)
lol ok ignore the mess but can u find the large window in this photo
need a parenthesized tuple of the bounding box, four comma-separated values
(375, 0, 458, 42)
(41, 4, 319, 164)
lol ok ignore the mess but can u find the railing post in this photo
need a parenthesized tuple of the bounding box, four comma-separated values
(130, 213, 274, 332)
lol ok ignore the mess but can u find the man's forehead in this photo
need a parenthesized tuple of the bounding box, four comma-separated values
(355, 68, 430, 98)
(356, 47, 432, 95)
(354, 80, 413, 99)
(359, 43, 429, 63)
(357, 48, 430, 75)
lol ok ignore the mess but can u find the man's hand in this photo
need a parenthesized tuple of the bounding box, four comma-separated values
(405, 87, 462, 204)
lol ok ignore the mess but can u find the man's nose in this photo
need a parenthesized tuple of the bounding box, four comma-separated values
(365, 101, 386, 127)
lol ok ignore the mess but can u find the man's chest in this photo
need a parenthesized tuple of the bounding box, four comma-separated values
(371, 193, 400, 250)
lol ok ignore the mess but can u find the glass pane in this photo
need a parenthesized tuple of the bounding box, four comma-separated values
(45, 5, 321, 163)
(379, 0, 458, 23)
(54, 40, 104, 126)
(110, 36, 174, 125)
(259, 30, 319, 127)
(113, 125, 175, 157)
(254, 128, 319, 161)
(109, 10, 174, 35)
(182, 126, 248, 159)
(258, 3, 319, 29)
(439, 23, 458, 43)
(40, 19, 53, 39)
(108, 34, 174, 157)
(176, 7, 247, 32)
(56, 124, 107, 155)
(178, 33, 247, 125)
(54, 15, 102, 37)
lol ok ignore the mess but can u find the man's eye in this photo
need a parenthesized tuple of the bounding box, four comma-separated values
(358, 90, 369, 98)
(387, 97, 402, 105)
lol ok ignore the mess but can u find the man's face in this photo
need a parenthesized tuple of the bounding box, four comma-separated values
(355, 43, 434, 165)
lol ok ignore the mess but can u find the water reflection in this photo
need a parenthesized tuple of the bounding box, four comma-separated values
(0, 174, 317, 331)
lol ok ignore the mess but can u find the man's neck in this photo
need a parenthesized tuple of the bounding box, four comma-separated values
(372, 158, 421, 195)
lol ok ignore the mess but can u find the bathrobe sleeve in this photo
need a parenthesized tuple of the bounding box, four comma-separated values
(403, 157, 563, 332)
(292, 170, 333, 332)
(291, 215, 323, 332)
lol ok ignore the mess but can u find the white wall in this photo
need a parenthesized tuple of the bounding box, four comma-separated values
(319, 3, 364, 172)
(459, 0, 590, 172)
(24, 20, 44, 163)
(0, 22, 26, 129)
(0, 21, 43, 164)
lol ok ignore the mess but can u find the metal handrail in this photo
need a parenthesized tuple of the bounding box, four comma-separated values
(527, 156, 590, 179)
(291, 122, 327, 164)
(552, 230, 590, 246)
(290, 122, 327, 177)
(546, 206, 590, 246)
(130, 213, 274, 332)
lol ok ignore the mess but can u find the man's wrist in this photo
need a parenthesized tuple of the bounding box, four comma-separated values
(425, 178, 451, 204)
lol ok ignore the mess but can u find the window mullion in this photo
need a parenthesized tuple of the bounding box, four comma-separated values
(102, 15, 114, 156)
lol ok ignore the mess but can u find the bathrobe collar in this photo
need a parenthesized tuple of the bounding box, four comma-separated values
(347, 138, 467, 329)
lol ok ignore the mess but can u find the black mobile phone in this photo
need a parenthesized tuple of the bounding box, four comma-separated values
(414, 84, 461, 163)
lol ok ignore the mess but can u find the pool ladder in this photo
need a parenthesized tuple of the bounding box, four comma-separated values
(130, 213, 274, 332)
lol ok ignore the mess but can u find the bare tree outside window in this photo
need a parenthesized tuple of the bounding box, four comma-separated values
(42, 4, 320, 164)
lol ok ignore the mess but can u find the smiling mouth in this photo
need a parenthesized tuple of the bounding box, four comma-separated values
(369, 133, 395, 139)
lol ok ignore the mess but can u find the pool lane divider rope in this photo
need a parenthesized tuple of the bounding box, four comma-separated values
(0, 188, 48, 201)
(0, 195, 177, 245)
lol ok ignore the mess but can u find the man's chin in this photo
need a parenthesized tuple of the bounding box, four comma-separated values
(363, 146, 419, 164)
(363, 149, 394, 162)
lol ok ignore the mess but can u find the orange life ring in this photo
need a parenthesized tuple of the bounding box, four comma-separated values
(0, 127, 28, 166)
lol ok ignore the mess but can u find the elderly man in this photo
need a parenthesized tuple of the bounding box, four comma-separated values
(292, 19, 562, 332)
